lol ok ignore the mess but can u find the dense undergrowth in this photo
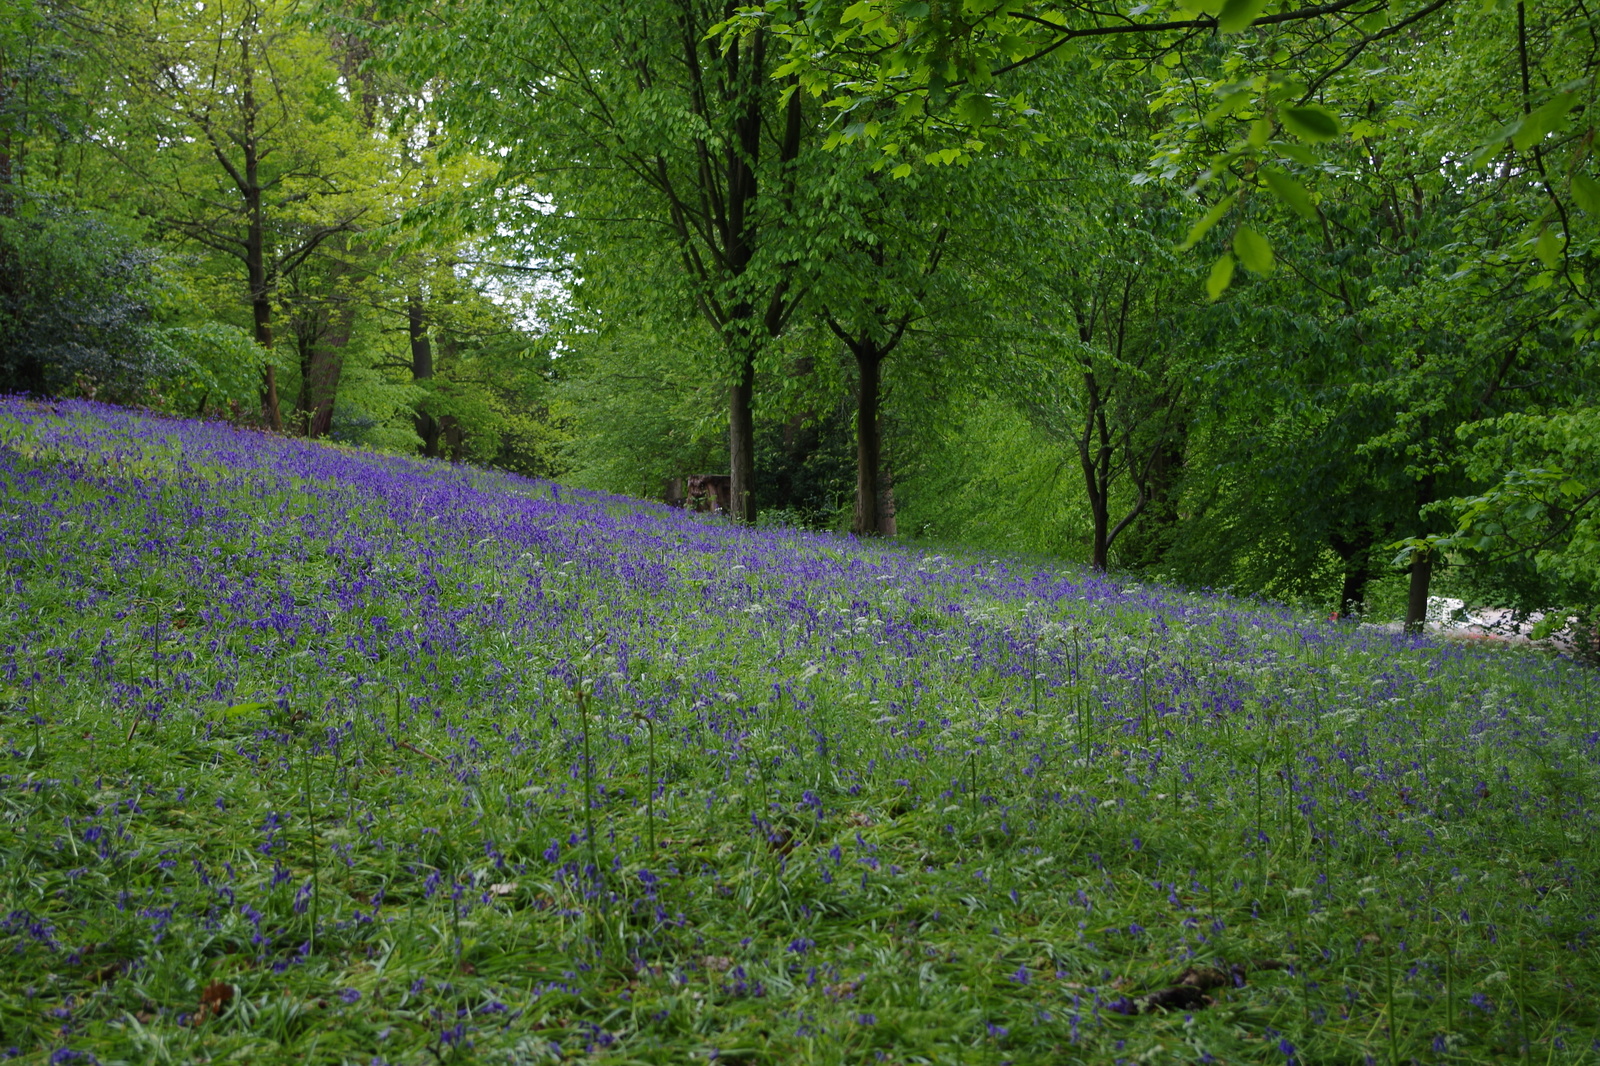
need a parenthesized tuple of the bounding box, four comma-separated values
(0, 399, 1597, 1065)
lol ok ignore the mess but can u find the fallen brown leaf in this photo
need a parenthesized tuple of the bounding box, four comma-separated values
(195, 981, 234, 1024)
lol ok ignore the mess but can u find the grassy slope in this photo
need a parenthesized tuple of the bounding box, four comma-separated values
(0, 399, 1597, 1065)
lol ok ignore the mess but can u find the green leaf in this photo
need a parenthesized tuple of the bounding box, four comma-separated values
(1270, 140, 1318, 166)
(840, 1, 874, 23)
(891, 163, 913, 179)
(956, 93, 993, 126)
(1534, 225, 1561, 268)
(1512, 91, 1576, 151)
(1571, 173, 1600, 213)
(1204, 92, 1253, 127)
(222, 701, 271, 719)
(1233, 226, 1274, 275)
(1468, 139, 1507, 171)
(1178, 194, 1237, 251)
(1206, 253, 1236, 300)
(1217, 0, 1268, 32)
(1262, 168, 1318, 220)
(1280, 105, 1341, 143)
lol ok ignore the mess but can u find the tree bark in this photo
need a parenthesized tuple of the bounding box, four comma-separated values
(293, 329, 315, 433)
(408, 294, 441, 458)
(1404, 548, 1433, 633)
(1339, 565, 1371, 621)
(728, 355, 756, 523)
(441, 414, 464, 461)
(1331, 530, 1374, 619)
(249, 250, 281, 431)
(878, 459, 897, 536)
(853, 345, 884, 536)
(1087, 487, 1110, 571)
(305, 302, 352, 439)
(240, 32, 282, 432)
(1403, 474, 1436, 632)
(1077, 368, 1113, 571)
(719, 29, 763, 524)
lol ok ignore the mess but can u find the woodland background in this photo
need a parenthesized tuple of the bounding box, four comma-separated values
(2, 0, 1598, 635)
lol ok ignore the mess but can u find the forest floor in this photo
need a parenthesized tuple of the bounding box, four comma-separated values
(1366, 598, 1586, 658)
(1, 399, 1597, 1065)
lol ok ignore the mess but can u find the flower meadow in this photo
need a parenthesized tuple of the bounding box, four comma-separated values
(0, 400, 1597, 1066)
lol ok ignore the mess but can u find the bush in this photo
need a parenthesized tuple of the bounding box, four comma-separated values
(0, 204, 172, 396)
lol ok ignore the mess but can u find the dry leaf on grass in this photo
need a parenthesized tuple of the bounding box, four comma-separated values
(194, 981, 234, 1023)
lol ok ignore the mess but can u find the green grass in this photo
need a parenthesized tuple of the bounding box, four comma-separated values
(0, 400, 1597, 1065)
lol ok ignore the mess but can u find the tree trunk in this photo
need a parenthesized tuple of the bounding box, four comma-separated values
(305, 351, 343, 439)
(409, 294, 441, 458)
(1072, 360, 1113, 572)
(1403, 473, 1436, 632)
(305, 306, 352, 439)
(1404, 548, 1433, 633)
(441, 414, 464, 460)
(1337, 552, 1373, 620)
(1088, 493, 1110, 571)
(728, 355, 757, 523)
(853, 345, 883, 536)
(1330, 529, 1374, 619)
(721, 30, 763, 525)
(293, 329, 315, 433)
(246, 184, 279, 430)
(241, 34, 281, 432)
(250, 268, 281, 431)
(878, 459, 897, 536)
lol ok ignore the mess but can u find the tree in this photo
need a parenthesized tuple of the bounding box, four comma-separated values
(368, 0, 822, 521)
(995, 194, 1196, 570)
(801, 160, 967, 536)
(94, 0, 373, 430)
(0, 205, 171, 395)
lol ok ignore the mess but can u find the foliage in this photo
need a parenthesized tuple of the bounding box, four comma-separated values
(0, 205, 173, 396)
(1416, 402, 1600, 645)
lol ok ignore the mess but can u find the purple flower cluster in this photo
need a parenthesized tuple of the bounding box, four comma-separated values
(0, 398, 1596, 1064)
